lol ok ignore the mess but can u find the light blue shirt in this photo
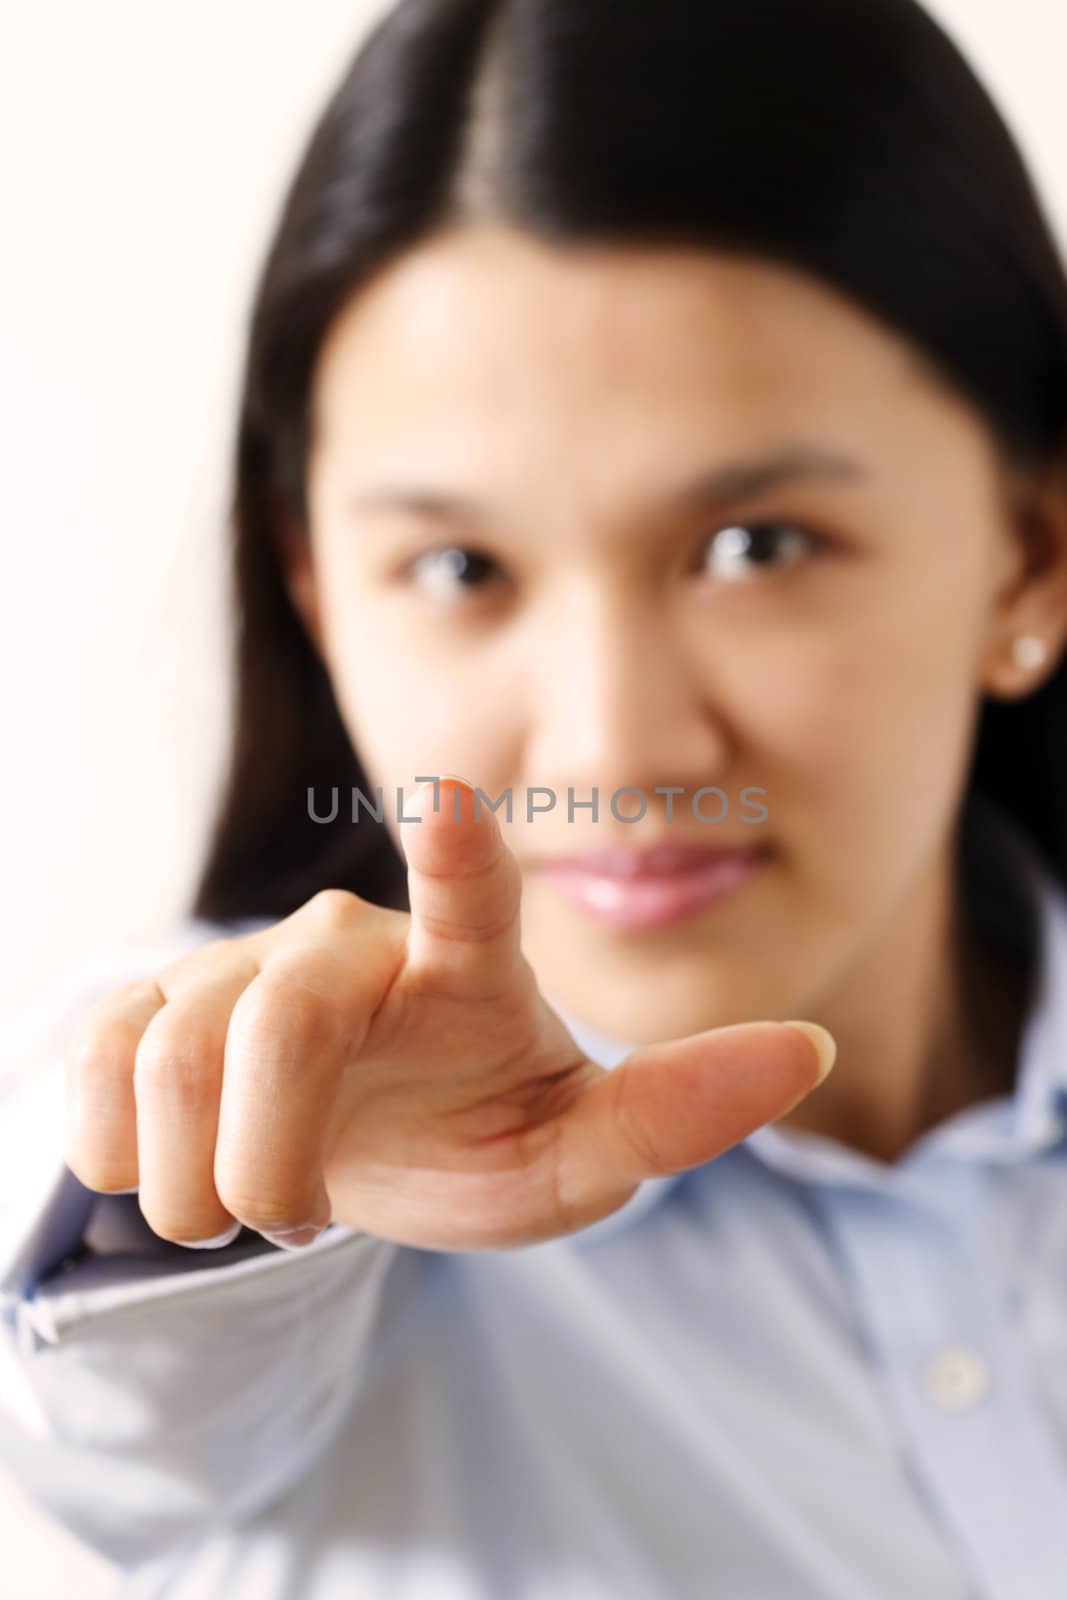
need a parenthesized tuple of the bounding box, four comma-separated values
(1, 796, 1066, 1598)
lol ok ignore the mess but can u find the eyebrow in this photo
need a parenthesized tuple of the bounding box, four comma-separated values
(346, 444, 869, 529)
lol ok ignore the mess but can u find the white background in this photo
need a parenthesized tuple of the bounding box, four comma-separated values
(1, 1, 1065, 1592)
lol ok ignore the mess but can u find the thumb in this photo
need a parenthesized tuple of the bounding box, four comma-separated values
(553, 1020, 836, 1226)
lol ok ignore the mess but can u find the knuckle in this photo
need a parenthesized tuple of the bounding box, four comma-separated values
(65, 1153, 136, 1195)
(304, 887, 361, 932)
(64, 1019, 141, 1193)
(67, 1012, 138, 1087)
(244, 960, 347, 1044)
(213, 1180, 308, 1235)
(103, 974, 159, 1007)
(158, 937, 240, 988)
(133, 1020, 221, 1109)
(139, 1210, 231, 1248)
(416, 854, 522, 944)
(610, 1065, 665, 1176)
(419, 901, 519, 945)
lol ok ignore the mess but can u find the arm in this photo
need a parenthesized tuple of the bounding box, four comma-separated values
(0, 945, 404, 1570)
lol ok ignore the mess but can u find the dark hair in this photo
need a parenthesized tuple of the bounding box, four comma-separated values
(191, 0, 1067, 923)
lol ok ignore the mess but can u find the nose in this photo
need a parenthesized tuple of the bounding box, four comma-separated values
(522, 580, 732, 805)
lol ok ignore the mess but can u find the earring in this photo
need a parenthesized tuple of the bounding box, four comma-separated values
(1011, 634, 1048, 672)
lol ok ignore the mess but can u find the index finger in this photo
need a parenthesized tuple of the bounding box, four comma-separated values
(399, 776, 526, 1004)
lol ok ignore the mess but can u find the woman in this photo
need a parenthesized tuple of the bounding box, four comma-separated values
(2, 0, 1067, 1595)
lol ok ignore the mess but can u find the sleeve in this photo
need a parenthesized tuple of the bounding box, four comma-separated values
(0, 933, 406, 1571)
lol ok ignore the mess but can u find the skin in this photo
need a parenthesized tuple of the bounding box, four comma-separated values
(281, 220, 1067, 1166)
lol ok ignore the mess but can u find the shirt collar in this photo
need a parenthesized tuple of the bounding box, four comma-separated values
(751, 796, 1067, 1189)
(1001, 816, 1067, 1144)
(551, 795, 1067, 1236)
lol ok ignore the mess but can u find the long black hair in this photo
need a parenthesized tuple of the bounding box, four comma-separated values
(192, 0, 1067, 923)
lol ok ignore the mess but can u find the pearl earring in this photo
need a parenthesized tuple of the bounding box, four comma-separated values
(1012, 634, 1048, 672)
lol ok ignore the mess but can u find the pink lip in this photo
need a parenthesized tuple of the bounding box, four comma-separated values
(537, 847, 771, 930)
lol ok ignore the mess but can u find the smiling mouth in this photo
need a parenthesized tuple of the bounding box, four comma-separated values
(534, 845, 774, 930)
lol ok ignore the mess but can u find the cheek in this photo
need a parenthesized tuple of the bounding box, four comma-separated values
(324, 618, 514, 793)
(731, 597, 980, 846)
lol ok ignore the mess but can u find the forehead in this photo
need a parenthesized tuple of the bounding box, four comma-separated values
(309, 221, 961, 459)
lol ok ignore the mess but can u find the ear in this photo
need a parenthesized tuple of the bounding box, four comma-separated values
(981, 449, 1067, 701)
(273, 507, 326, 660)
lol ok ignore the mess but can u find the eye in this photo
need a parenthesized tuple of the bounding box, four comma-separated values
(406, 545, 506, 600)
(699, 522, 820, 582)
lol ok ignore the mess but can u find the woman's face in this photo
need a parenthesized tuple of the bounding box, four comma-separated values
(292, 221, 1052, 1044)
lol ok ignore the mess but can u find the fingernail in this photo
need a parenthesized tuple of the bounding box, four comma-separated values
(182, 1220, 243, 1250)
(110, 1185, 140, 1195)
(260, 1223, 326, 1251)
(782, 1021, 837, 1085)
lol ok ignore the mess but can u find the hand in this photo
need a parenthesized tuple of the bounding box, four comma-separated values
(64, 778, 835, 1252)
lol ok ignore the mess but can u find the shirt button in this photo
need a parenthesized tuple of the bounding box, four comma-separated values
(921, 1345, 992, 1410)
(1037, 1111, 1064, 1148)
